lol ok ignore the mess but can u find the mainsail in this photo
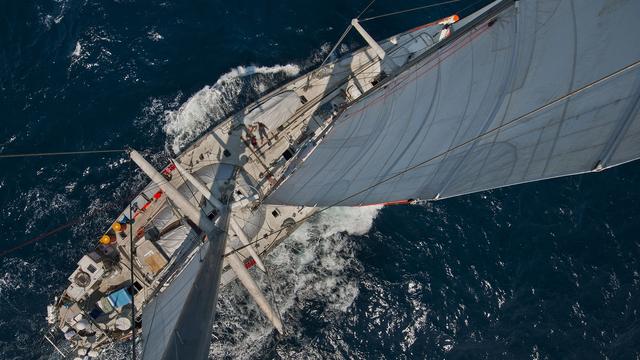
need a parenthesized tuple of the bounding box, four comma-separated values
(266, 0, 640, 206)
(141, 237, 225, 360)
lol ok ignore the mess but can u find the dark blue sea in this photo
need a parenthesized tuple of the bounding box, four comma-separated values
(1, 1, 639, 359)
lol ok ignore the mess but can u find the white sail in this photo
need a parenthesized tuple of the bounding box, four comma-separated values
(266, 0, 640, 206)
(141, 228, 227, 360)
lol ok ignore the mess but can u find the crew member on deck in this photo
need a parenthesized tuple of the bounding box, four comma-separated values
(242, 124, 262, 154)
(256, 122, 272, 145)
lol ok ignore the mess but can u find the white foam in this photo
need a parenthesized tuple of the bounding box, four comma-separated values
(69, 41, 85, 69)
(214, 64, 300, 86)
(294, 205, 382, 237)
(163, 63, 300, 153)
(210, 205, 382, 358)
(147, 30, 164, 42)
(163, 83, 241, 153)
(71, 41, 82, 58)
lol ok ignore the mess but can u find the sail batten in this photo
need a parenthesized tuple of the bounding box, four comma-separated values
(266, 0, 640, 207)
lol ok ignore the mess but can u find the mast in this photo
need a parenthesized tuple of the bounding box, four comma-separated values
(171, 160, 267, 272)
(129, 150, 284, 339)
(131, 148, 228, 360)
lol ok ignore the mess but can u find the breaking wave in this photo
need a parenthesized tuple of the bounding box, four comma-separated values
(214, 64, 300, 86)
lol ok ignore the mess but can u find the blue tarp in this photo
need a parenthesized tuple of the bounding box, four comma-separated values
(107, 288, 132, 308)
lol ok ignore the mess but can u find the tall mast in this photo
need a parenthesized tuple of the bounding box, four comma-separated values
(130, 149, 228, 360)
(129, 151, 283, 344)
(171, 160, 267, 272)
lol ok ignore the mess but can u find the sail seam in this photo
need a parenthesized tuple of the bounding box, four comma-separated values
(597, 74, 640, 168)
(540, 0, 578, 177)
(346, 21, 494, 119)
(437, 5, 519, 197)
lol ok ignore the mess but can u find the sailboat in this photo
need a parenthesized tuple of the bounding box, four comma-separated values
(45, 0, 640, 358)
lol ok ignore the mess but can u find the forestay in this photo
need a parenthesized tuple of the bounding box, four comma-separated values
(266, 0, 640, 206)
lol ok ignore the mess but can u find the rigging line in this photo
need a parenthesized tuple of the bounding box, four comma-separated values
(360, 0, 460, 22)
(170, 159, 201, 205)
(0, 183, 151, 259)
(222, 234, 270, 257)
(318, 0, 375, 68)
(129, 170, 137, 360)
(357, 0, 377, 19)
(319, 24, 353, 68)
(457, 0, 492, 16)
(230, 212, 263, 231)
(0, 218, 82, 258)
(0, 149, 126, 159)
(314, 15, 430, 80)
(222, 223, 288, 258)
(128, 156, 137, 360)
(251, 57, 640, 240)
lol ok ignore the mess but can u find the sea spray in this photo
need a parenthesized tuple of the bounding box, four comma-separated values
(214, 64, 300, 86)
(210, 206, 382, 359)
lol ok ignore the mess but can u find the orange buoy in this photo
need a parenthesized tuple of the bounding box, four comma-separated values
(112, 222, 122, 232)
(99, 235, 112, 245)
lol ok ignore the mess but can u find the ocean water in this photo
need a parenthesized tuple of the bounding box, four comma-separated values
(1, 1, 639, 359)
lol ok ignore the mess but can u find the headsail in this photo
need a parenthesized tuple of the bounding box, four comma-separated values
(266, 0, 640, 206)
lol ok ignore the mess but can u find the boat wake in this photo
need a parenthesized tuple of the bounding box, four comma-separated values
(214, 64, 300, 87)
(94, 206, 382, 360)
(160, 40, 333, 153)
(210, 206, 381, 359)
